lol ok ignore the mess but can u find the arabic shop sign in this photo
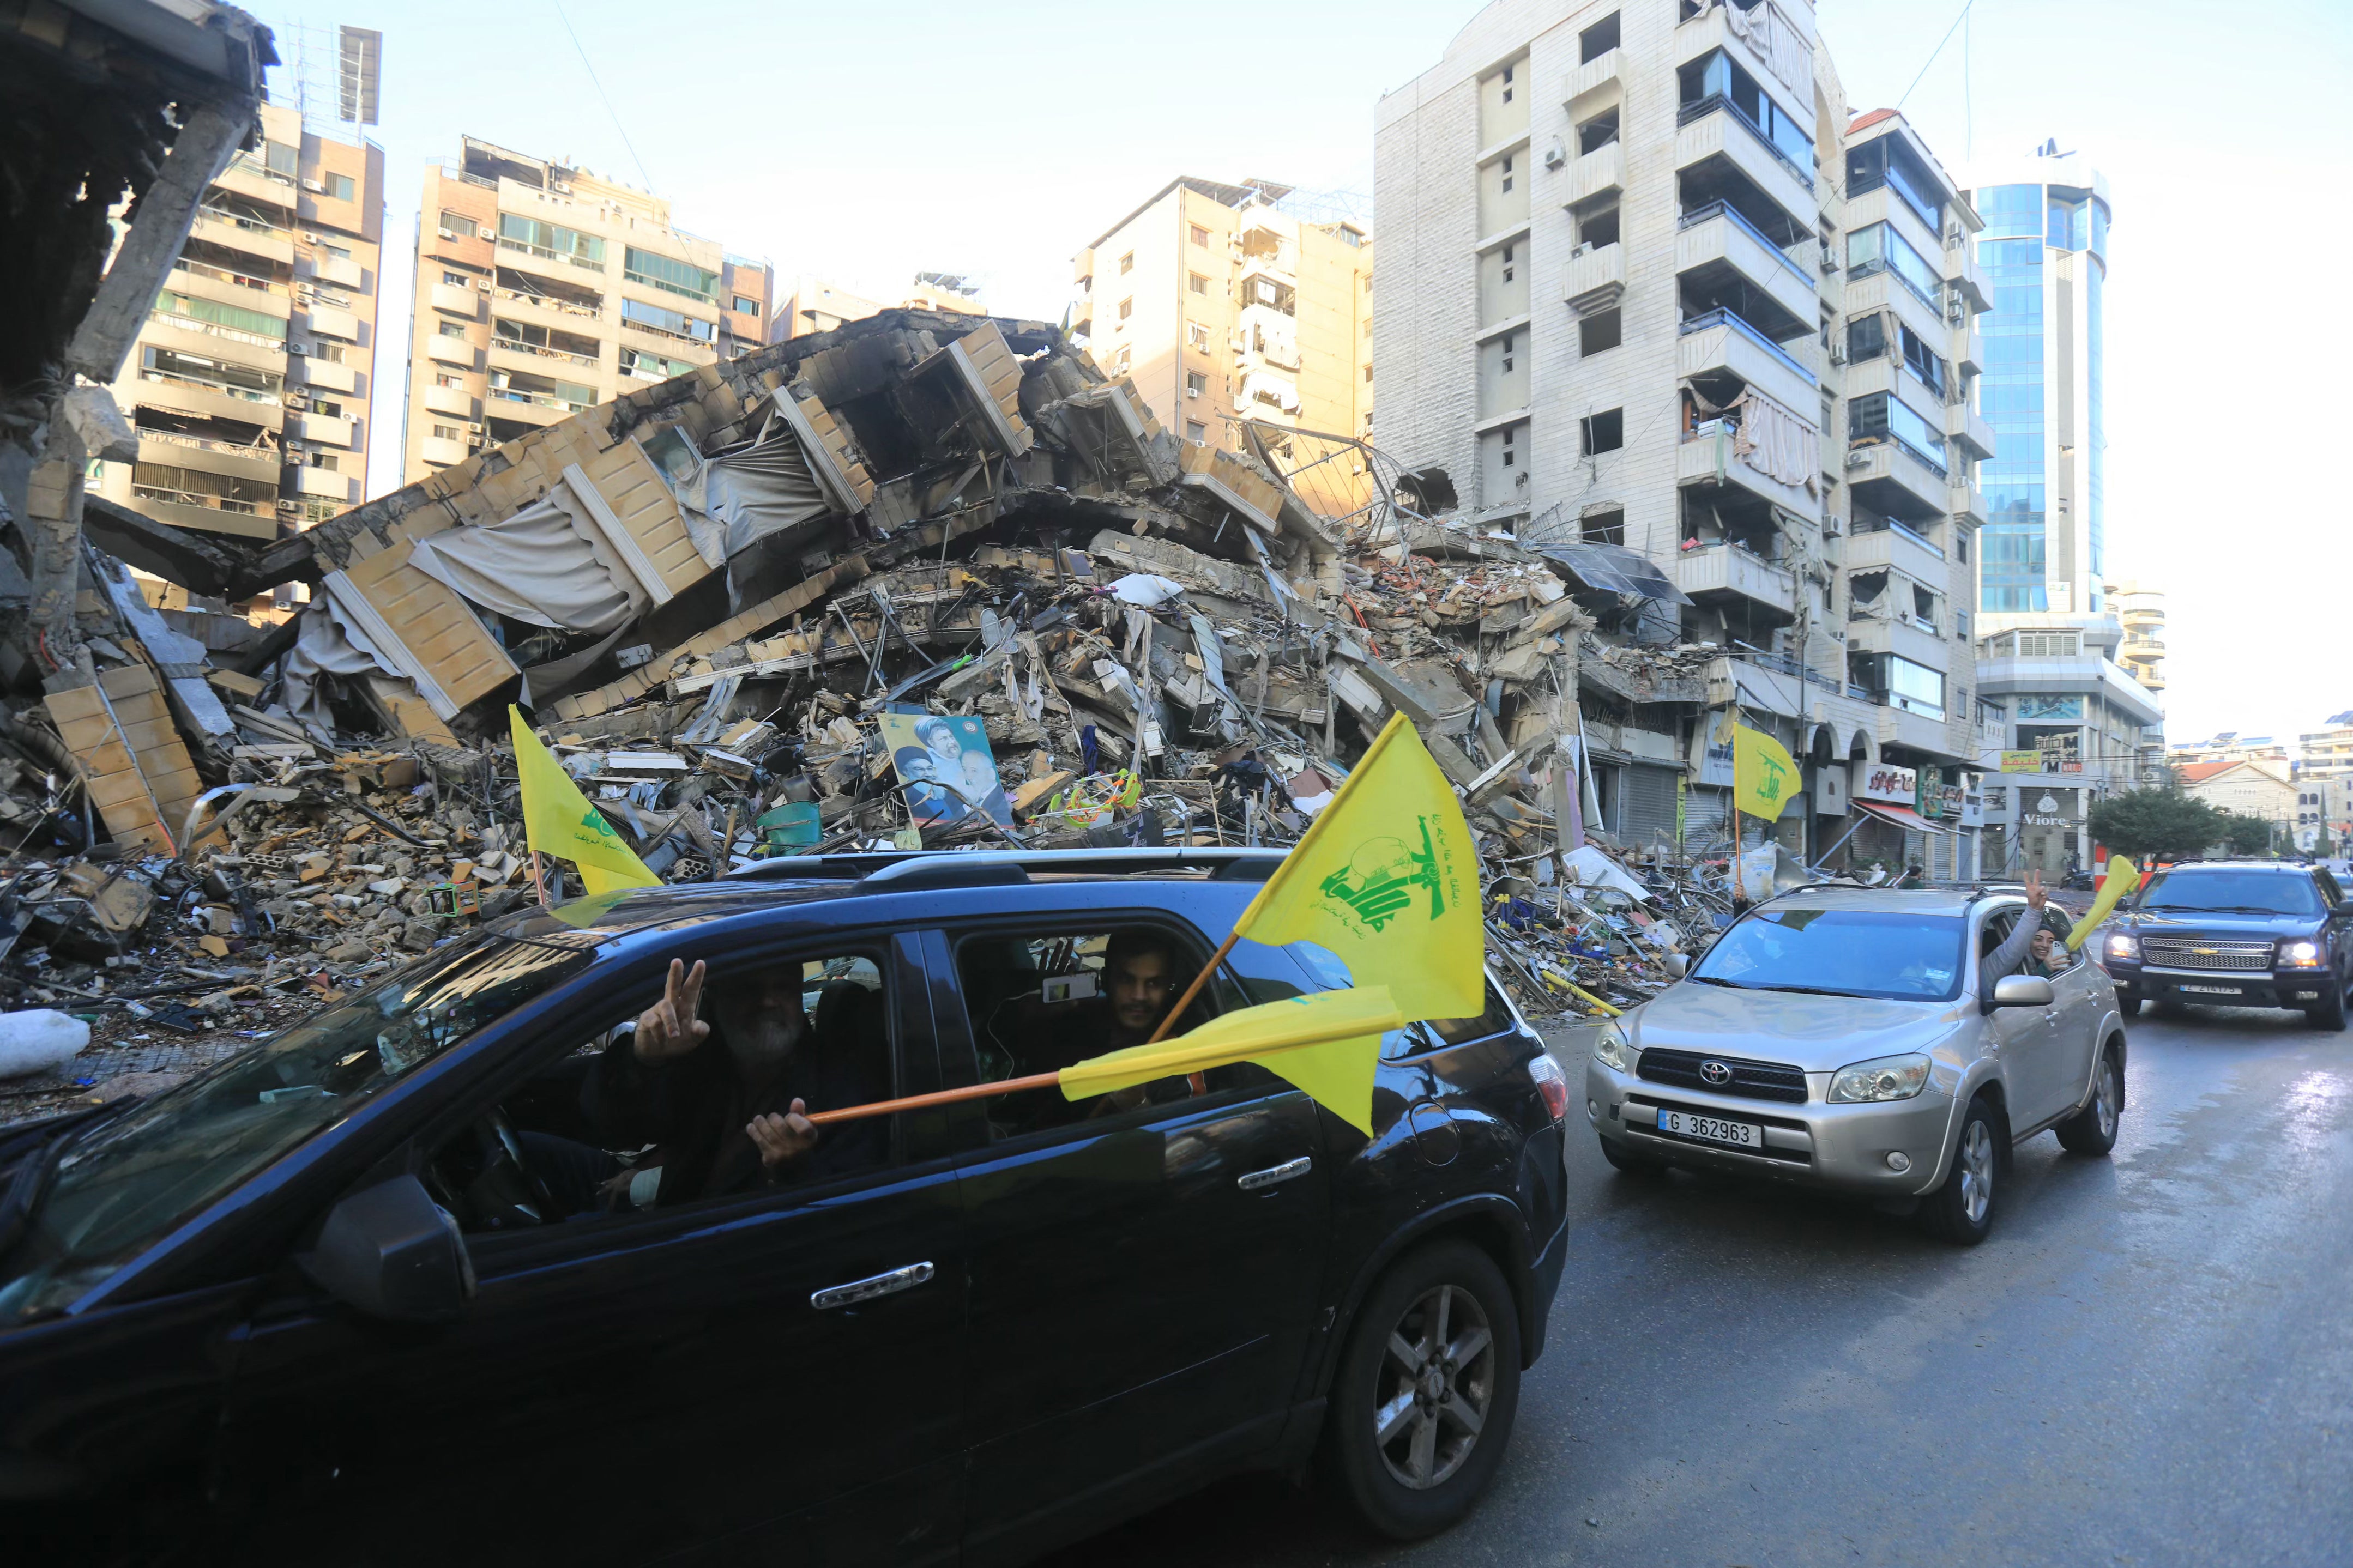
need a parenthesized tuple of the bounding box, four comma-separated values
(1852, 760, 1918, 806)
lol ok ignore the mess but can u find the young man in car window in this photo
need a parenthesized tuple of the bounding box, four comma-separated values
(1980, 869, 2055, 1004)
(1023, 929, 1195, 1122)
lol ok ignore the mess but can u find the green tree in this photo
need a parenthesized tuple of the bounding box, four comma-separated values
(2213, 810, 2280, 857)
(2087, 787, 2224, 862)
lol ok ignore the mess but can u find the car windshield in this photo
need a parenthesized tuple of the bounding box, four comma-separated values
(1691, 907, 1966, 1001)
(2135, 870, 2321, 917)
(0, 931, 595, 1322)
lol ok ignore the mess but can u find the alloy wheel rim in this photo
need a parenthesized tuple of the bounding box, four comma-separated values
(1372, 1282, 1495, 1491)
(2096, 1060, 2119, 1139)
(1959, 1119, 1994, 1226)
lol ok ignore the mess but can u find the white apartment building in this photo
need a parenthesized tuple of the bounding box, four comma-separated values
(1373, 0, 1994, 874)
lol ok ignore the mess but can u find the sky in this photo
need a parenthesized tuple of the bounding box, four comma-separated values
(270, 0, 2351, 749)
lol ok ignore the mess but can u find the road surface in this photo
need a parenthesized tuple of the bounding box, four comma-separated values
(1046, 1002, 2353, 1567)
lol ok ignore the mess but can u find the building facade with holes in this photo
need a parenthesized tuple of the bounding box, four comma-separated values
(1373, 0, 1993, 876)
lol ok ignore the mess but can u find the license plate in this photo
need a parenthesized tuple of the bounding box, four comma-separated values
(1656, 1109, 1762, 1149)
(2180, 985, 2241, 995)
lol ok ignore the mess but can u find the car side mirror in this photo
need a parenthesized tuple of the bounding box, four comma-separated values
(299, 1175, 476, 1323)
(1663, 953, 1690, 979)
(1990, 974, 2055, 1010)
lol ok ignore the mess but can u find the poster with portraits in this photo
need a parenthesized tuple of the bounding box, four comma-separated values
(879, 712, 1013, 826)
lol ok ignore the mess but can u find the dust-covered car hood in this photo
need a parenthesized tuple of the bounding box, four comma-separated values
(1631, 980, 1968, 1074)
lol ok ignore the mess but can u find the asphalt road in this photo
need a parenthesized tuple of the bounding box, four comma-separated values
(1045, 1003, 2353, 1567)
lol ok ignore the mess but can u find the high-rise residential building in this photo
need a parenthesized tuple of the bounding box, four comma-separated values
(1071, 178, 1372, 468)
(773, 273, 984, 341)
(2301, 712, 2353, 782)
(401, 137, 770, 483)
(1372, 0, 2004, 874)
(91, 96, 384, 574)
(2105, 578, 2165, 694)
(2169, 732, 2292, 771)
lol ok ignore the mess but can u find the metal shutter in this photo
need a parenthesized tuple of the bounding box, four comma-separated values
(1620, 764, 1681, 852)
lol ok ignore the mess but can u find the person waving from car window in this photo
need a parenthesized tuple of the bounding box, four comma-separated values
(1980, 869, 2053, 1005)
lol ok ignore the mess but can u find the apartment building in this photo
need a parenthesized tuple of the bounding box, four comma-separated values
(2298, 712, 2353, 782)
(92, 98, 384, 565)
(1071, 179, 1372, 485)
(402, 138, 769, 483)
(2105, 578, 2165, 693)
(1371, 0, 1993, 874)
(2169, 732, 2292, 772)
(772, 273, 984, 341)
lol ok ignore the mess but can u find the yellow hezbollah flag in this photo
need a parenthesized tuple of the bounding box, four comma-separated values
(1230, 712, 1483, 1022)
(509, 706, 660, 897)
(1734, 724, 1799, 821)
(1061, 986, 1404, 1136)
(2065, 855, 2143, 952)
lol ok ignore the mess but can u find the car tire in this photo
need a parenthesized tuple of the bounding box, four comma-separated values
(1323, 1239, 1523, 1541)
(2304, 977, 2348, 1032)
(2115, 989, 2142, 1018)
(1919, 1094, 2006, 1246)
(1597, 1134, 1667, 1176)
(2055, 1043, 2123, 1156)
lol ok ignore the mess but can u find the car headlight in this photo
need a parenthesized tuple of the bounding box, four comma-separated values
(2282, 940, 2322, 966)
(1827, 1052, 1933, 1104)
(1592, 1021, 1634, 1073)
(2105, 933, 2139, 960)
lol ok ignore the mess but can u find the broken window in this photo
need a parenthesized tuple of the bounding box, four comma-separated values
(1189, 273, 1209, 296)
(1583, 507, 1627, 545)
(1186, 371, 1207, 397)
(442, 270, 469, 288)
(1119, 250, 1135, 274)
(1190, 224, 1209, 247)
(1580, 11, 1620, 62)
(1187, 320, 1209, 350)
(1577, 107, 1620, 156)
(1847, 136, 1945, 234)
(1912, 584, 1936, 622)
(433, 372, 463, 390)
(1846, 314, 1886, 363)
(1581, 408, 1625, 455)
(437, 319, 466, 339)
(1847, 223, 1938, 306)
(1848, 392, 1948, 470)
(1185, 419, 1206, 443)
(1112, 346, 1131, 374)
(1897, 322, 1946, 397)
(1577, 201, 1620, 250)
(1580, 308, 1622, 356)
(498, 212, 604, 269)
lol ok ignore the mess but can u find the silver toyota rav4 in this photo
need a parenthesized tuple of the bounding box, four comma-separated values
(1583, 887, 2126, 1244)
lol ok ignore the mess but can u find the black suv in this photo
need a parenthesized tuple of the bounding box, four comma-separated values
(0, 849, 1570, 1565)
(2099, 860, 2353, 1029)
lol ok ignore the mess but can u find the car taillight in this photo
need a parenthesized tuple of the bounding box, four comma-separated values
(1528, 1054, 1570, 1123)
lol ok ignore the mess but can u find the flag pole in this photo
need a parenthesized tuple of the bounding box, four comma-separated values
(806, 1069, 1061, 1126)
(1146, 929, 1241, 1045)
(530, 850, 551, 910)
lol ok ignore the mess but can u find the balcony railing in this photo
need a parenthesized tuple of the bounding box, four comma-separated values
(1854, 430, 1950, 481)
(1675, 93, 1814, 190)
(493, 336, 600, 369)
(1852, 514, 1945, 559)
(150, 309, 283, 353)
(139, 429, 278, 461)
(498, 235, 605, 273)
(1731, 642, 1869, 703)
(1679, 305, 1816, 385)
(224, 153, 297, 190)
(491, 387, 592, 415)
(172, 256, 286, 296)
(134, 483, 266, 516)
(1677, 199, 1811, 284)
(196, 204, 288, 239)
(138, 368, 281, 407)
(496, 286, 602, 320)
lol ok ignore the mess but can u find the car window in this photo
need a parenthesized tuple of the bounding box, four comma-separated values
(1423, 979, 1519, 1047)
(2040, 907, 2081, 971)
(2136, 869, 2321, 917)
(1693, 907, 1965, 1001)
(428, 949, 898, 1236)
(955, 922, 1266, 1141)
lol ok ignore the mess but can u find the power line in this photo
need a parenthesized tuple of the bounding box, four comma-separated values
(551, 1, 654, 191)
(1897, 0, 1974, 112)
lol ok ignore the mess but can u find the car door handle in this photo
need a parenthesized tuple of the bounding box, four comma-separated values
(1238, 1155, 1312, 1192)
(811, 1262, 934, 1310)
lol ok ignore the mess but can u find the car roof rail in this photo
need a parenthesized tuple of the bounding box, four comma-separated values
(725, 846, 1289, 887)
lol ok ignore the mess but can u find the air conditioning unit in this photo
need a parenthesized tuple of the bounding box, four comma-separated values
(287, 341, 309, 356)
(300, 178, 325, 193)
(437, 228, 460, 241)
(1827, 343, 1847, 365)
(1819, 249, 1840, 273)
(1844, 449, 1872, 469)
(1542, 137, 1567, 171)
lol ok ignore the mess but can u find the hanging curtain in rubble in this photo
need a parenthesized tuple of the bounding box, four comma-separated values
(1720, 0, 1812, 101)
(282, 600, 397, 725)
(660, 415, 837, 563)
(1726, 388, 1819, 495)
(406, 482, 647, 633)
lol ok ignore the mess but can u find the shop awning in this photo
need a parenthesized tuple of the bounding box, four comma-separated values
(1856, 800, 1957, 836)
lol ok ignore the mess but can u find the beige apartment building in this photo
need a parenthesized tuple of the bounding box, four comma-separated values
(2105, 579, 2165, 694)
(92, 98, 384, 558)
(773, 273, 985, 341)
(402, 138, 770, 483)
(1071, 178, 1372, 503)
(1372, 0, 1996, 871)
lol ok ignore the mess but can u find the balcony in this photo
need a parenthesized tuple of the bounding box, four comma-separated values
(1676, 307, 1817, 416)
(1840, 269, 1946, 359)
(1844, 186, 1944, 281)
(1873, 703, 1956, 759)
(1848, 611, 1948, 669)
(487, 387, 590, 424)
(1673, 1, 1814, 129)
(1953, 317, 1983, 377)
(427, 334, 478, 369)
(420, 435, 470, 469)
(289, 410, 353, 447)
(167, 262, 292, 317)
(1674, 542, 1797, 619)
(213, 154, 298, 208)
(1945, 233, 1989, 312)
(310, 252, 366, 290)
(1562, 140, 1624, 208)
(135, 431, 279, 485)
(491, 339, 601, 380)
(430, 282, 480, 318)
(132, 491, 279, 540)
(1844, 437, 1948, 523)
(304, 304, 360, 343)
(1563, 242, 1625, 315)
(422, 382, 476, 419)
(189, 208, 294, 266)
(293, 466, 354, 503)
(1845, 517, 1946, 582)
(1950, 477, 1986, 528)
(1563, 46, 1621, 108)
(1674, 99, 1814, 237)
(294, 355, 358, 393)
(143, 312, 285, 373)
(493, 287, 605, 334)
(1675, 201, 1815, 331)
(1945, 399, 1995, 462)
(132, 371, 283, 432)
(1678, 417, 1815, 517)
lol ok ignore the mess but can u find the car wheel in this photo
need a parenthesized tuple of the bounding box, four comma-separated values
(2304, 977, 2348, 1032)
(1920, 1095, 2006, 1246)
(1597, 1134, 1667, 1176)
(1323, 1240, 1523, 1540)
(2115, 989, 2142, 1018)
(2056, 1044, 2123, 1156)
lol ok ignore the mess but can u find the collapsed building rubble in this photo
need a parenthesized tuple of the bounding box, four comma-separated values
(2, 297, 1855, 1117)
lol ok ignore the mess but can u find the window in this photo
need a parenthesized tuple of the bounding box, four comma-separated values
(1190, 273, 1209, 296)
(1676, 49, 1813, 181)
(620, 295, 716, 343)
(1501, 427, 1516, 467)
(438, 319, 467, 338)
(1580, 11, 1620, 62)
(620, 346, 694, 381)
(2015, 631, 2079, 657)
(1581, 408, 1625, 455)
(1186, 371, 1207, 398)
(1583, 507, 1626, 545)
(1501, 63, 1513, 104)
(1849, 392, 1948, 470)
(322, 243, 353, 261)
(439, 210, 479, 239)
(1118, 296, 1134, 321)
(323, 172, 355, 202)
(311, 398, 343, 418)
(1119, 250, 1134, 274)
(1847, 314, 1887, 363)
(443, 270, 470, 288)
(1185, 420, 1206, 443)
(1362, 363, 1374, 383)
(498, 213, 605, 268)
(1846, 137, 1945, 234)
(153, 289, 285, 341)
(264, 141, 297, 178)
(1187, 320, 1209, 350)
(733, 295, 758, 316)
(1580, 308, 1622, 355)
(1500, 154, 1513, 195)
(305, 450, 340, 471)
(431, 422, 461, 441)
(624, 247, 719, 303)
(1577, 201, 1620, 250)
(434, 372, 464, 389)
(1190, 224, 1209, 247)
(1577, 107, 1620, 156)
(1111, 346, 1131, 374)
(1847, 223, 1939, 306)
(1500, 333, 1516, 373)
(1957, 531, 1970, 564)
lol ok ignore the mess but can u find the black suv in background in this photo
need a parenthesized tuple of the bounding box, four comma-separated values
(0, 849, 1570, 1565)
(2099, 861, 2353, 1029)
